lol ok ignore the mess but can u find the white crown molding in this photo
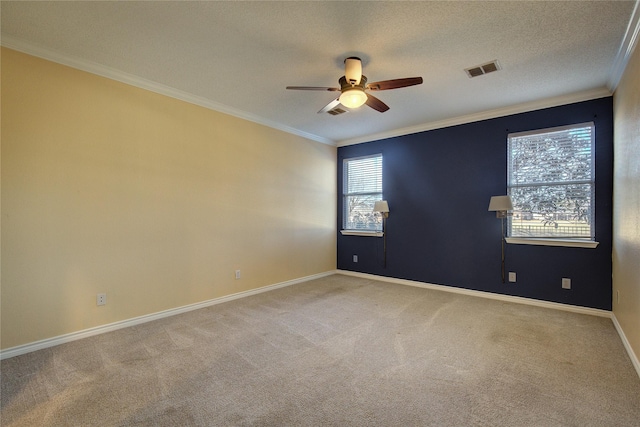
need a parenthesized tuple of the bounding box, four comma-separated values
(0, 270, 336, 360)
(337, 87, 612, 147)
(337, 270, 612, 318)
(337, 0, 637, 147)
(608, 0, 640, 91)
(4, 24, 631, 150)
(0, 36, 336, 146)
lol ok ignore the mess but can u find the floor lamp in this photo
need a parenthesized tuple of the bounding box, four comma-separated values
(488, 195, 513, 283)
(373, 200, 390, 268)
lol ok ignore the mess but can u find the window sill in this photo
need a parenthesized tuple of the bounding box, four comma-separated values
(505, 237, 599, 249)
(340, 230, 384, 237)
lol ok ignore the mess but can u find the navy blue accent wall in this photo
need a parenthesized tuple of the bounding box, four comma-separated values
(337, 98, 613, 310)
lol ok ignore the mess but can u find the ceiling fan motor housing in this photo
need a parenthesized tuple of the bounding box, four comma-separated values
(339, 75, 367, 91)
(344, 57, 362, 85)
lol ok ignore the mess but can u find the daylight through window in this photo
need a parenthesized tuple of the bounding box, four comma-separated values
(343, 154, 383, 231)
(507, 122, 595, 240)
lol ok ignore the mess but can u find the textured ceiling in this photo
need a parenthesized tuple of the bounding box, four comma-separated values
(1, 1, 638, 145)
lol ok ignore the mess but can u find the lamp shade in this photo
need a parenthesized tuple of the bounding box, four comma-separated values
(488, 195, 513, 212)
(373, 200, 390, 213)
(339, 88, 367, 108)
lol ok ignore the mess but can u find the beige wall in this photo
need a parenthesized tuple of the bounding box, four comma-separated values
(1, 48, 337, 350)
(613, 42, 640, 367)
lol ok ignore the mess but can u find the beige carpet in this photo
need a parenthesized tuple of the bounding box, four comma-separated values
(2, 274, 639, 426)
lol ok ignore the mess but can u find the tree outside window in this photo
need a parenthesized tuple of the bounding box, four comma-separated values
(343, 155, 383, 231)
(507, 123, 595, 239)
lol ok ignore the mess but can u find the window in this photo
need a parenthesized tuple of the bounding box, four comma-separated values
(343, 154, 383, 231)
(507, 122, 595, 240)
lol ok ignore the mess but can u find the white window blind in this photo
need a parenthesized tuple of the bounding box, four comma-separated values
(507, 122, 595, 239)
(343, 154, 383, 231)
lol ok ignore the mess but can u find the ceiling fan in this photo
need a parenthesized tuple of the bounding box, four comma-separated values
(286, 57, 423, 114)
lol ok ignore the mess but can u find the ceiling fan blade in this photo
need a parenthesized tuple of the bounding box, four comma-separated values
(366, 77, 423, 91)
(365, 94, 390, 112)
(286, 86, 340, 91)
(318, 97, 341, 114)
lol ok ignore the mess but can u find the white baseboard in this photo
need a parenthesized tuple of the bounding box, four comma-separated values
(338, 270, 640, 379)
(6, 268, 634, 378)
(0, 271, 335, 360)
(612, 313, 640, 379)
(337, 270, 612, 318)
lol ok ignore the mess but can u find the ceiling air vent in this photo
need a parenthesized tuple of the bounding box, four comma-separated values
(465, 60, 501, 78)
(327, 107, 348, 115)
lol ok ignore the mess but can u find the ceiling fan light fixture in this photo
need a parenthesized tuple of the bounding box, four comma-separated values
(339, 88, 367, 108)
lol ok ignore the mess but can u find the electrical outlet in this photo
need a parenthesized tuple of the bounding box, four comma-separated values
(353, 255, 358, 263)
(235, 270, 241, 279)
(562, 278, 571, 289)
(97, 293, 107, 306)
(508, 272, 516, 282)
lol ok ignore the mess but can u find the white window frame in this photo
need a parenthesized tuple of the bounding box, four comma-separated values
(341, 154, 383, 236)
(506, 122, 599, 248)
